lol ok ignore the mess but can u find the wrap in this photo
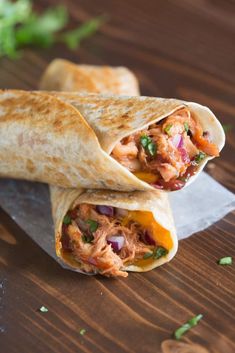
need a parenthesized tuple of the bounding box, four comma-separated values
(51, 187, 177, 277)
(40, 58, 140, 96)
(43, 61, 176, 276)
(0, 89, 225, 191)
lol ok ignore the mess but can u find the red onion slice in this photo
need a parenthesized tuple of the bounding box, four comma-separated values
(179, 147, 190, 163)
(107, 235, 125, 252)
(96, 205, 114, 217)
(171, 134, 183, 148)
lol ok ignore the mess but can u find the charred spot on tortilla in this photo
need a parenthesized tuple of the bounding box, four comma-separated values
(60, 203, 172, 277)
(111, 107, 219, 191)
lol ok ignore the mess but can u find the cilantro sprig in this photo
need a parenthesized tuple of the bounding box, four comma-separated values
(140, 135, 157, 157)
(0, 0, 105, 59)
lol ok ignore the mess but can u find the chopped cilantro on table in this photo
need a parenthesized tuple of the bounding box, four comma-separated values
(0, 0, 105, 59)
(80, 328, 86, 335)
(39, 306, 48, 313)
(174, 314, 203, 340)
(217, 256, 232, 265)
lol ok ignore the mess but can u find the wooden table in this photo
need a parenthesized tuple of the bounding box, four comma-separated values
(1, 1, 234, 352)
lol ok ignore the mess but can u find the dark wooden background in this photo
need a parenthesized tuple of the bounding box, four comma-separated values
(0, 1, 235, 352)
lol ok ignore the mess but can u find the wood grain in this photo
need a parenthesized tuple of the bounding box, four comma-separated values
(0, 1, 235, 352)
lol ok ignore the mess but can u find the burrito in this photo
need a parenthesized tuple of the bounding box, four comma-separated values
(43, 62, 176, 276)
(40, 58, 140, 96)
(0, 90, 225, 191)
(40, 60, 225, 191)
(49, 92, 225, 191)
(52, 188, 177, 277)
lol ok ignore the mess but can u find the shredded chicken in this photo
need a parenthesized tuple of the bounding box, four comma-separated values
(62, 204, 152, 277)
(111, 107, 219, 190)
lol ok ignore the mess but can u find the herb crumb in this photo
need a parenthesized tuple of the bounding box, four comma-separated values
(39, 306, 48, 313)
(80, 328, 86, 335)
(218, 257, 232, 266)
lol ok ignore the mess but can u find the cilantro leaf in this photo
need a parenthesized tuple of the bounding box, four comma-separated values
(59, 15, 106, 50)
(153, 246, 168, 259)
(39, 306, 48, 313)
(218, 256, 232, 265)
(174, 314, 203, 340)
(0, 1, 105, 58)
(147, 142, 156, 156)
(140, 135, 152, 148)
(86, 219, 99, 233)
(63, 214, 71, 225)
(184, 122, 189, 133)
(164, 124, 173, 136)
(80, 328, 86, 335)
(143, 247, 168, 260)
(194, 151, 206, 164)
(15, 6, 68, 47)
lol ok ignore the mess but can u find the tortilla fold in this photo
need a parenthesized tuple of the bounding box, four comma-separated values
(0, 89, 225, 190)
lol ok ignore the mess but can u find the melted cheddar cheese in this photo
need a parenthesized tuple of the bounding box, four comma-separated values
(122, 211, 173, 250)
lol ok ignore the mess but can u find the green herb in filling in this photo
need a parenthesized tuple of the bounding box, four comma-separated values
(86, 219, 98, 232)
(147, 142, 157, 156)
(184, 122, 189, 133)
(63, 214, 71, 225)
(194, 151, 206, 163)
(153, 246, 168, 259)
(218, 256, 232, 265)
(140, 135, 157, 157)
(140, 135, 152, 148)
(82, 234, 94, 243)
(143, 246, 168, 260)
(164, 124, 173, 136)
(174, 314, 203, 340)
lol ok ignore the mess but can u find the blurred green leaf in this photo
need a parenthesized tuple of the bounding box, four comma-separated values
(0, 0, 106, 59)
(0, 0, 31, 27)
(15, 6, 68, 47)
(59, 15, 106, 50)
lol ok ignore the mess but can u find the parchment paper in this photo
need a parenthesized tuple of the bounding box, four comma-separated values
(0, 172, 234, 263)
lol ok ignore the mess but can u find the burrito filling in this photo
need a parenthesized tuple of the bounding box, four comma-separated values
(61, 204, 172, 277)
(111, 108, 219, 190)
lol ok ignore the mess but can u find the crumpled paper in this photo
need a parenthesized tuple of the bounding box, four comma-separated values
(0, 172, 234, 263)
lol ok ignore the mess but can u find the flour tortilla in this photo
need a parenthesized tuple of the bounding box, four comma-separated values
(51, 188, 177, 274)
